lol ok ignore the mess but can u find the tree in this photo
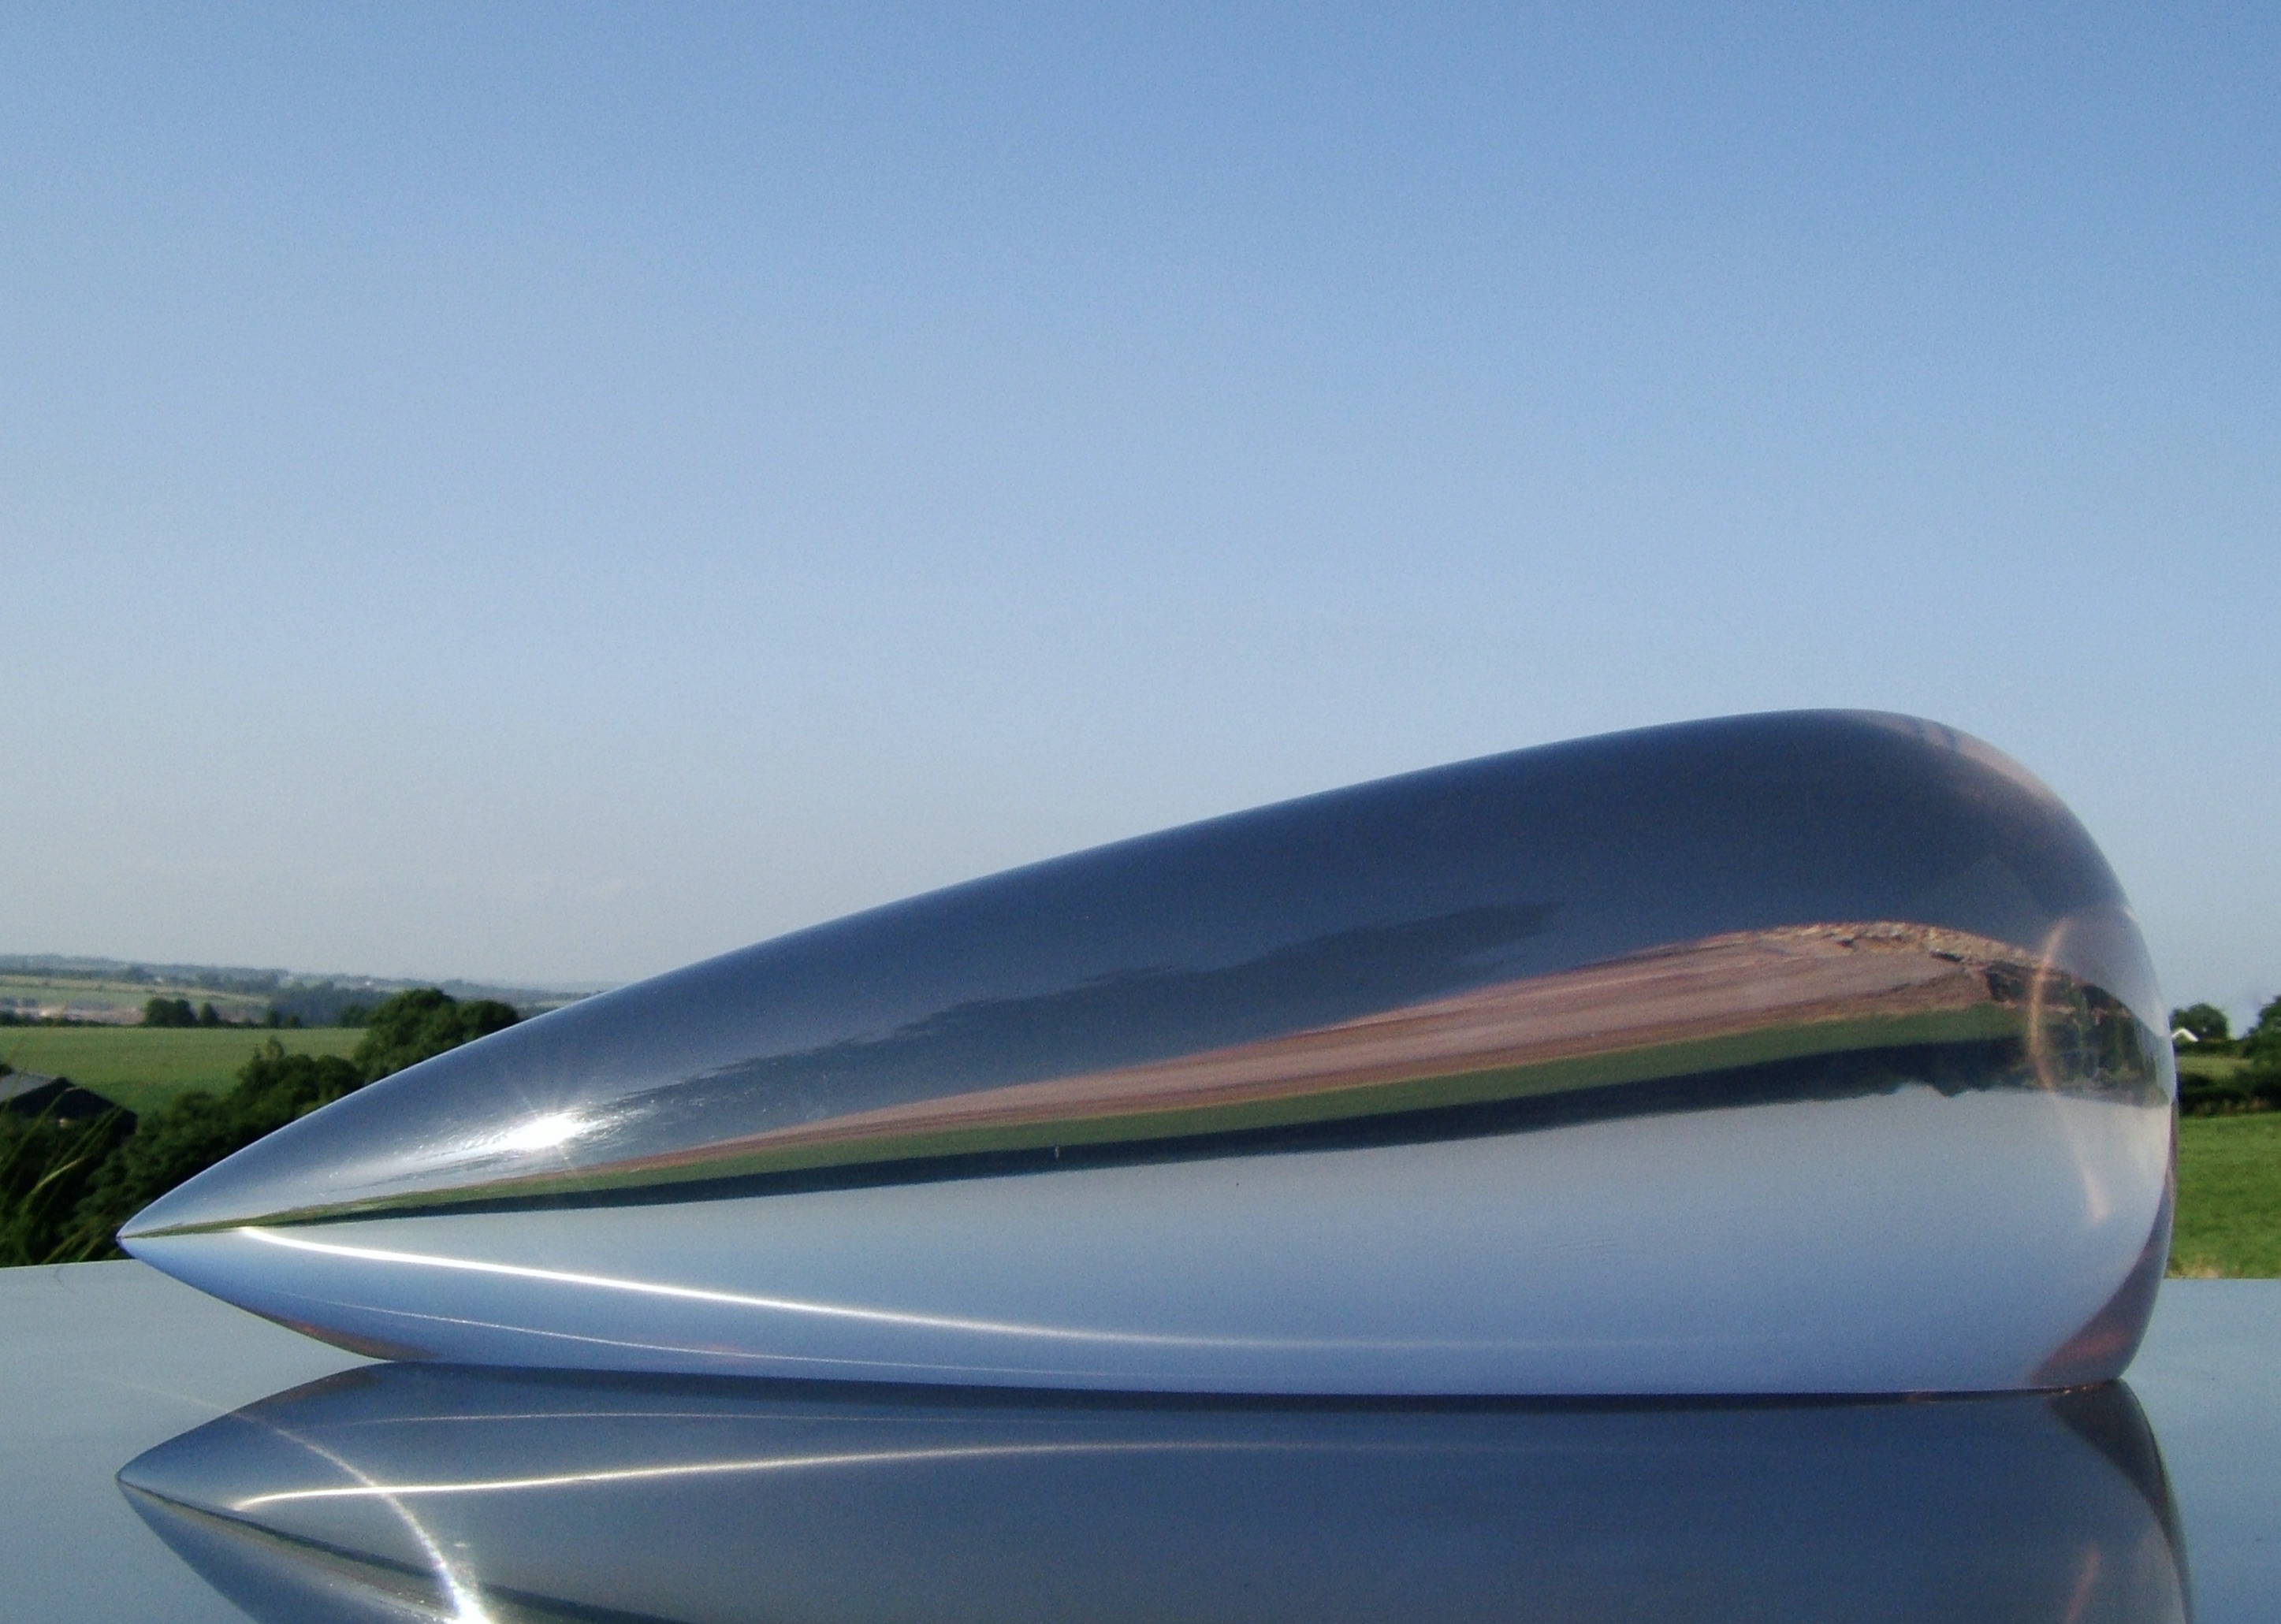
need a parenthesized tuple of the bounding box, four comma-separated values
(2171, 1003, 2232, 1044)
(2243, 995, 2281, 1071)
(350, 988, 520, 1082)
(142, 997, 196, 1028)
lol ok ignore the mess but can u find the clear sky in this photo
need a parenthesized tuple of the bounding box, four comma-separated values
(3, 6, 2275, 1017)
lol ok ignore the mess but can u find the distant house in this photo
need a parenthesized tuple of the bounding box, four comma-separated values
(0, 1071, 136, 1131)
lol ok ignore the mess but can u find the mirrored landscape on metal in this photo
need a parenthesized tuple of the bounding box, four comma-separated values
(124, 712, 2175, 1392)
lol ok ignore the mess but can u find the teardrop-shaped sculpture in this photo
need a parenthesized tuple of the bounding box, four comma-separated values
(121, 712, 2175, 1392)
(117, 1365, 2189, 1624)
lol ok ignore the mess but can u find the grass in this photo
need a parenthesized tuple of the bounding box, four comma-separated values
(2170, 1112, 2281, 1278)
(0, 1026, 362, 1115)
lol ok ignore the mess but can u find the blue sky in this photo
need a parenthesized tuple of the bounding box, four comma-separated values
(3, 6, 2275, 1016)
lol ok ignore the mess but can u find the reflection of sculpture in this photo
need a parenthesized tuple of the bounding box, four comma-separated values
(121, 712, 2175, 1392)
(120, 1364, 2189, 1624)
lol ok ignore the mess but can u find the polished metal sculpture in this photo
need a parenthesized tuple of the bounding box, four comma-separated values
(120, 1365, 2188, 1623)
(121, 711, 2175, 1392)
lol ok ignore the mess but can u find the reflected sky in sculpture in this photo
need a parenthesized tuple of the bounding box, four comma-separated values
(123, 712, 2175, 1392)
(119, 1363, 2189, 1624)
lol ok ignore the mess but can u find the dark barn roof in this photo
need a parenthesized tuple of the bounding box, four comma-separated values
(0, 1072, 136, 1131)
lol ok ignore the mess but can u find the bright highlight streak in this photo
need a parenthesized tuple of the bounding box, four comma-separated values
(243, 1404, 500, 1622)
(233, 1440, 1256, 1510)
(235, 1226, 1462, 1351)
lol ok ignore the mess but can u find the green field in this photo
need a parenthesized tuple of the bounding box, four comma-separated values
(2171, 1054, 2244, 1090)
(2171, 1113, 2281, 1277)
(2178, 1053, 2246, 1083)
(0, 1026, 362, 1114)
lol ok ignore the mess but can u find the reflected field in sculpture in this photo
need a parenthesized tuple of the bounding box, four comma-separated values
(120, 1363, 2190, 1624)
(136, 921, 2165, 1218)
(121, 712, 2178, 1392)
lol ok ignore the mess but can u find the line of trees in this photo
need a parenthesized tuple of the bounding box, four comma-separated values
(0, 988, 519, 1267)
(140, 996, 307, 1028)
(3, 997, 307, 1028)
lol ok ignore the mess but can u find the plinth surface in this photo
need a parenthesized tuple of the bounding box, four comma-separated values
(2, 1262, 2277, 1622)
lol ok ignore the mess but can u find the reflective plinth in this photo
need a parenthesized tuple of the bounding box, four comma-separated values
(119, 1363, 2189, 1624)
(122, 711, 2175, 1392)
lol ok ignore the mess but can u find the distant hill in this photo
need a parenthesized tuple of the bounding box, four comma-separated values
(0, 953, 605, 1027)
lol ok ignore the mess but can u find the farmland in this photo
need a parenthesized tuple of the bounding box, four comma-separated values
(0, 973, 271, 1026)
(0, 1026, 363, 1115)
